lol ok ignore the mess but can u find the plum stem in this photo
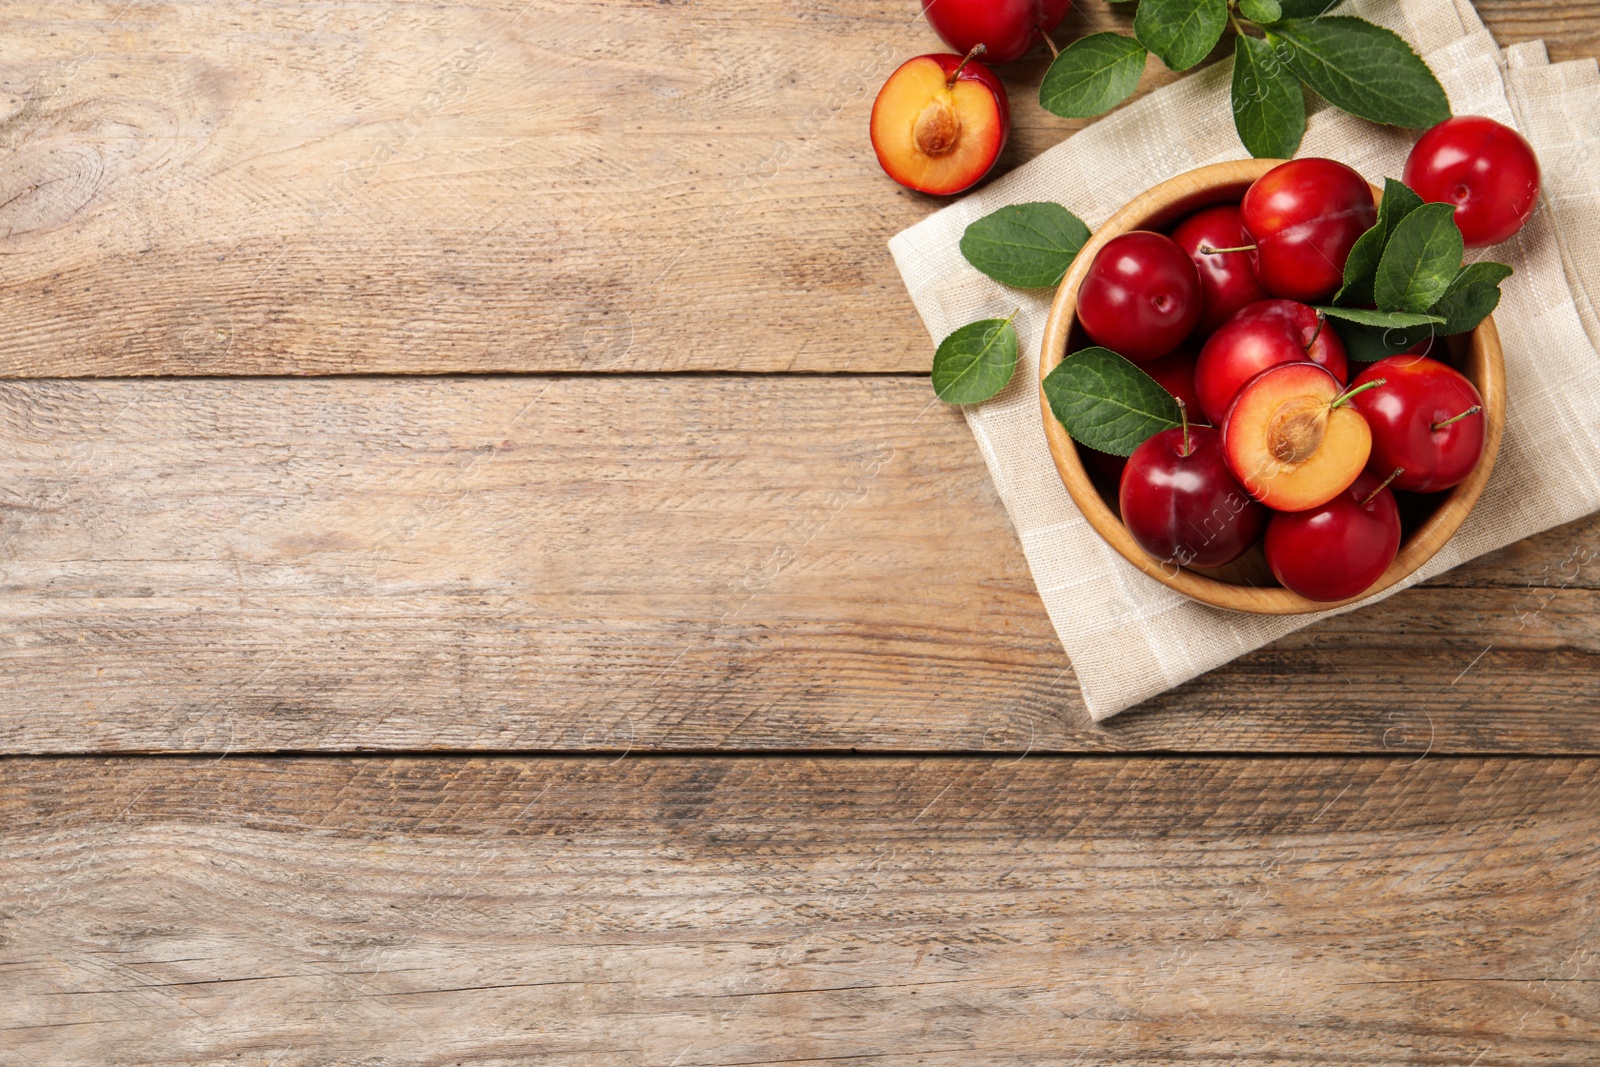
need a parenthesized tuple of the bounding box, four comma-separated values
(1042, 31, 1059, 59)
(1330, 377, 1386, 410)
(1363, 467, 1404, 506)
(1305, 310, 1326, 352)
(1175, 397, 1192, 457)
(1432, 405, 1482, 431)
(948, 44, 986, 89)
(1198, 243, 1257, 255)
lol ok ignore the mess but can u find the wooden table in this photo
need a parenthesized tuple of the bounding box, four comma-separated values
(2, 2, 1597, 1062)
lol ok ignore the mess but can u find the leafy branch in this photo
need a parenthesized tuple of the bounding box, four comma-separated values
(1040, 0, 1450, 159)
(1321, 178, 1511, 360)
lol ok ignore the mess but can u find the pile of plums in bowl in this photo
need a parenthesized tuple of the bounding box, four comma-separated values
(1041, 132, 1536, 614)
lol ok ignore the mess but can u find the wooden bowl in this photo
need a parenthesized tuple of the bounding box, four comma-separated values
(1039, 159, 1506, 615)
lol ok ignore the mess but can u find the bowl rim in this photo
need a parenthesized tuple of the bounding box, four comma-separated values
(1038, 158, 1507, 616)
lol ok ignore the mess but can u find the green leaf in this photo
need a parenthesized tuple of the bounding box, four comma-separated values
(1447, 260, 1513, 292)
(1039, 33, 1149, 119)
(1267, 17, 1451, 129)
(960, 203, 1091, 289)
(1315, 306, 1444, 327)
(1134, 0, 1228, 73)
(1329, 320, 1435, 362)
(1231, 34, 1306, 159)
(1042, 346, 1181, 457)
(1274, 0, 1341, 16)
(1239, 0, 1283, 22)
(1334, 178, 1424, 306)
(1432, 260, 1513, 335)
(1375, 202, 1464, 313)
(1380, 179, 1425, 221)
(931, 317, 1019, 404)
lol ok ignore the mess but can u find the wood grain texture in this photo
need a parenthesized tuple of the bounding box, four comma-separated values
(1478, 1, 1600, 62)
(2, 755, 1597, 1065)
(0, 1, 1586, 376)
(0, 0, 1091, 376)
(4, 376, 1600, 755)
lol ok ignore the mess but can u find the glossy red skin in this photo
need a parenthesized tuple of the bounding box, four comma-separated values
(1241, 158, 1377, 304)
(1265, 470, 1401, 601)
(1139, 343, 1202, 417)
(920, 0, 1073, 63)
(1120, 425, 1268, 570)
(1350, 355, 1486, 492)
(1193, 299, 1348, 426)
(1404, 115, 1540, 247)
(1170, 205, 1270, 336)
(1077, 231, 1202, 363)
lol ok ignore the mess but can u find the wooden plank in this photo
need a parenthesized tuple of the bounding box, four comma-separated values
(3, 375, 1600, 755)
(0, 0, 1095, 377)
(0, 2, 1589, 376)
(2, 754, 1596, 1064)
(1479, 1, 1600, 62)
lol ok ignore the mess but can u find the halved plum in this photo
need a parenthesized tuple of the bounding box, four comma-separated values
(870, 52, 1009, 196)
(1222, 361, 1377, 512)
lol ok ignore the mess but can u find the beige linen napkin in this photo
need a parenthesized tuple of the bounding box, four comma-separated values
(889, 0, 1600, 720)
